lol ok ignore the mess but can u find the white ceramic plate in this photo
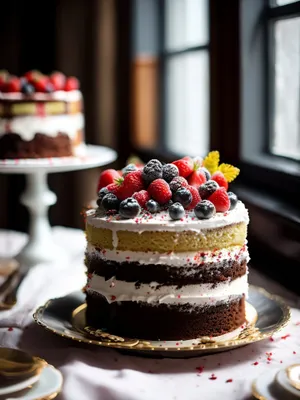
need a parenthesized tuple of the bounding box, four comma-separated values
(0, 374, 40, 396)
(1, 365, 63, 400)
(276, 369, 300, 398)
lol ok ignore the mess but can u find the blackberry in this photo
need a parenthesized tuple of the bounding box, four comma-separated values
(102, 193, 120, 212)
(142, 159, 163, 185)
(119, 197, 141, 219)
(169, 176, 188, 193)
(162, 199, 174, 210)
(173, 188, 192, 208)
(194, 200, 216, 219)
(146, 199, 160, 213)
(228, 192, 238, 210)
(169, 202, 185, 220)
(122, 163, 138, 176)
(162, 163, 179, 183)
(198, 180, 219, 199)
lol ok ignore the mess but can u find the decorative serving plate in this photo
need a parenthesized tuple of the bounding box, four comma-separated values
(33, 285, 290, 358)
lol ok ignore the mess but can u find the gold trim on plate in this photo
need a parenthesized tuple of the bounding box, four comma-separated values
(251, 380, 267, 400)
(286, 364, 300, 391)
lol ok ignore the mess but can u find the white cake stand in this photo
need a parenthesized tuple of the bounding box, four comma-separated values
(0, 145, 117, 266)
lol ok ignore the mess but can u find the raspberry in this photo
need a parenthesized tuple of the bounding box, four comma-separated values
(64, 76, 79, 91)
(148, 179, 172, 205)
(199, 180, 219, 199)
(173, 187, 192, 208)
(162, 164, 179, 183)
(132, 190, 150, 208)
(142, 159, 163, 185)
(97, 169, 121, 192)
(50, 71, 66, 90)
(172, 157, 193, 178)
(117, 170, 144, 200)
(188, 170, 206, 188)
(119, 198, 141, 219)
(208, 187, 230, 212)
(186, 185, 201, 210)
(169, 176, 189, 192)
(211, 171, 228, 191)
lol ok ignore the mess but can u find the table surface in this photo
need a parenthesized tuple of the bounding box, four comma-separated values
(0, 228, 299, 400)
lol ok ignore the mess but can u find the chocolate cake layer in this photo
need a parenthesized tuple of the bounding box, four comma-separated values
(85, 293, 245, 340)
(85, 253, 247, 286)
(0, 132, 72, 158)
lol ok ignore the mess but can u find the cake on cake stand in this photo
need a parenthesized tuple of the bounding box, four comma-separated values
(0, 145, 117, 267)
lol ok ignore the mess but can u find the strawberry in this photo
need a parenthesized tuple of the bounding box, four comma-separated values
(2, 76, 21, 92)
(64, 76, 79, 91)
(106, 182, 120, 196)
(50, 71, 66, 90)
(211, 171, 228, 191)
(132, 190, 150, 208)
(148, 179, 172, 205)
(188, 169, 206, 188)
(97, 169, 121, 192)
(186, 185, 201, 210)
(24, 70, 41, 83)
(208, 187, 230, 212)
(0, 70, 8, 89)
(172, 157, 194, 178)
(117, 170, 144, 200)
(33, 76, 53, 92)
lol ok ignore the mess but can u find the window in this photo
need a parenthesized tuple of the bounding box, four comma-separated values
(267, 1, 300, 160)
(132, 0, 210, 158)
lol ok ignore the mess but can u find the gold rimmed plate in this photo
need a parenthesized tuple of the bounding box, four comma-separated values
(33, 285, 290, 358)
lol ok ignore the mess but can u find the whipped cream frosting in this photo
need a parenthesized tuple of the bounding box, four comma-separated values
(87, 243, 249, 267)
(87, 200, 249, 233)
(86, 273, 248, 306)
(0, 113, 84, 140)
(0, 90, 82, 102)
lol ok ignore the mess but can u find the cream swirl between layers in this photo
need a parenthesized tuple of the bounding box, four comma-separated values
(0, 113, 84, 141)
(86, 243, 250, 267)
(0, 90, 82, 102)
(86, 273, 249, 305)
(86, 201, 249, 234)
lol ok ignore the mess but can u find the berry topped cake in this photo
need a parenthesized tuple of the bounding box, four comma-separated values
(84, 152, 250, 340)
(0, 70, 85, 159)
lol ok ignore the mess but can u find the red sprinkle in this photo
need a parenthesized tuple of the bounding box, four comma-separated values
(196, 366, 204, 373)
(269, 337, 274, 342)
(280, 361, 283, 363)
(267, 357, 272, 362)
(293, 351, 296, 354)
(295, 322, 300, 326)
(281, 334, 290, 340)
(209, 375, 217, 380)
(253, 362, 259, 366)
(111, 295, 116, 301)
(7, 327, 13, 331)
(177, 295, 181, 299)
(226, 379, 233, 383)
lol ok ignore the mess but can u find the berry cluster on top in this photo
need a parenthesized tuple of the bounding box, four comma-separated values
(96, 152, 240, 220)
(0, 70, 79, 94)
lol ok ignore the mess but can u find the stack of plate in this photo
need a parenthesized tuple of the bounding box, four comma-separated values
(0, 348, 62, 400)
(253, 364, 300, 400)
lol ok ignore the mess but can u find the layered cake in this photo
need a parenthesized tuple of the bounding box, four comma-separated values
(85, 152, 250, 340)
(0, 70, 85, 159)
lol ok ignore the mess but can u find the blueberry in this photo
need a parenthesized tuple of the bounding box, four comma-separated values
(21, 82, 35, 95)
(169, 202, 185, 220)
(142, 159, 163, 185)
(198, 180, 219, 199)
(97, 187, 109, 201)
(102, 193, 120, 212)
(194, 200, 216, 219)
(173, 187, 192, 208)
(119, 197, 141, 218)
(200, 167, 211, 181)
(162, 163, 179, 183)
(122, 163, 137, 176)
(146, 199, 160, 213)
(228, 192, 238, 210)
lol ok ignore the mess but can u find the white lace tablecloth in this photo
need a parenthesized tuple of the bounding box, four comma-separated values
(0, 228, 300, 400)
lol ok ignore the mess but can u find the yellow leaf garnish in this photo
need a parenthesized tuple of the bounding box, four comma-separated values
(203, 151, 220, 174)
(218, 163, 240, 182)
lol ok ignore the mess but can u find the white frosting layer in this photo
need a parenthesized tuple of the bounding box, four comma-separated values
(0, 90, 82, 102)
(0, 113, 84, 140)
(86, 273, 248, 306)
(86, 201, 249, 233)
(87, 243, 249, 267)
